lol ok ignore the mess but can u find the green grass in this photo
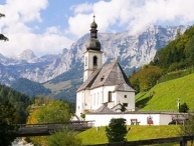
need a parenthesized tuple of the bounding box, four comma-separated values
(78, 125, 180, 145)
(136, 73, 194, 111)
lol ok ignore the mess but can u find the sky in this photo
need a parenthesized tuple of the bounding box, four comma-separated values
(1, 0, 194, 57)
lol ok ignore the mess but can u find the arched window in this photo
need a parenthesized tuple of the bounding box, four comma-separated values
(93, 56, 98, 66)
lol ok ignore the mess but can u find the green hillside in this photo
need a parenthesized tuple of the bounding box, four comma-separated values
(0, 84, 32, 123)
(135, 73, 194, 111)
(78, 126, 179, 145)
(11, 78, 51, 97)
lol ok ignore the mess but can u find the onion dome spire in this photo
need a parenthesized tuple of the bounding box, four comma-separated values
(86, 15, 101, 51)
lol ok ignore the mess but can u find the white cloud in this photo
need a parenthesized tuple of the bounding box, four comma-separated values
(0, 31, 73, 57)
(67, 0, 194, 37)
(1, 0, 194, 57)
(71, 2, 93, 14)
(0, 0, 73, 57)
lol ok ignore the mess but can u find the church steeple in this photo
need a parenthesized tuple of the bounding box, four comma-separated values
(90, 16, 98, 39)
(83, 16, 103, 82)
(86, 15, 101, 51)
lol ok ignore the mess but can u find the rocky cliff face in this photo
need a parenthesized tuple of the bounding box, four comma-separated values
(0, 25, 187, 85)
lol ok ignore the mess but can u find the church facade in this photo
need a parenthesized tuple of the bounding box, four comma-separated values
(76, 18, 136, 118)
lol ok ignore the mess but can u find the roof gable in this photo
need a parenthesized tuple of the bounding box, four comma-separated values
(94, 104, 114, 113)
(77, 61, 134, 92)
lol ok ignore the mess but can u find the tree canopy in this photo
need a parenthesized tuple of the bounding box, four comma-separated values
(106, 118, 128, 143)
(0, 101, 18, 145)
(153, 25, 194, 71)
(129, 65, 162, 92)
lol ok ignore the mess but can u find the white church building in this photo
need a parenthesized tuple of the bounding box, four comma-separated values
(76, 17, 136, 118)
(75, 17, 186, 126)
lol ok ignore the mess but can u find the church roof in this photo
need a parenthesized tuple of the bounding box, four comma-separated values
(77, 61, 135, 92)
(114, 83, 135, 92)
(93, 104, 114, 113)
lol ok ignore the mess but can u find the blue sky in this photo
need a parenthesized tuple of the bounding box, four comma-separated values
(0, 0, 194, 57)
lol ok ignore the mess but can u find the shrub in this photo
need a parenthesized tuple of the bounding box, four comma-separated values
(105, 118, 128, 142)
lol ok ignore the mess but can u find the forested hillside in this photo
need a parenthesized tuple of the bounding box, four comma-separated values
(11, 78, 51, 97)
(153, 26, 194, 71)
(0, 84, 32, 123)
(130, 25, 194, 92)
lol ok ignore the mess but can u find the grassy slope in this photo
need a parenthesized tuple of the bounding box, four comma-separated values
(78, 74, 194, 145)
(136, 73, 194, 111)
(78, 125, 179, 145)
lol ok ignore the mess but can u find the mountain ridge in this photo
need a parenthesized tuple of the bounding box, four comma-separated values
(0, 25, 188, 101)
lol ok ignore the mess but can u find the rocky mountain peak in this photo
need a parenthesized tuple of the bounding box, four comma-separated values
(13, 49, 41, 63)
(0, 25, 189, 85)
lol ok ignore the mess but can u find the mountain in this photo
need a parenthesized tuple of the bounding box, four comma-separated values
(0, 25, 188, 101)
(11, 78, 51, 97)
(153, 25, 194, 71)
(13, 49, 42, 63)
(129, 25, 194, 94)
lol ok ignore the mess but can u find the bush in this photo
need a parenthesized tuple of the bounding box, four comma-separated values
(180, 114, 194, 136)
(47, 127, 82, 146)
(179, 103, 189, 113)
(105, 118, 128, 143)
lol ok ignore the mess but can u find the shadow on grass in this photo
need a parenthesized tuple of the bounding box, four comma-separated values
(136, 96, 152, 109)
(135, 92, 147, 101)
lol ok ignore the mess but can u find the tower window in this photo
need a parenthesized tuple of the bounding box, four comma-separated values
(124, 95, 127, 98)
(93, 56, 98, 66)
(108, 91, 112, 102)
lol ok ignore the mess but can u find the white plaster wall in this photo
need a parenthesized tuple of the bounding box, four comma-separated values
(84, 90, 91, 110)
(89, 86, 116, 110)
(103, 85, 116, 102)
(89, 87, 104, 110)
(86, 113, 173, 126)
(115, 91, 135, 111)
(160, 114, 173, 125)
(76, 92, 84, 116)
(83, 50, 103, 82)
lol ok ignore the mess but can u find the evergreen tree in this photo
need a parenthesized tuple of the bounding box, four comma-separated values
(106, 118, 128, 143)
(179, 102, 189, 113)
(0, 101, 17, 145)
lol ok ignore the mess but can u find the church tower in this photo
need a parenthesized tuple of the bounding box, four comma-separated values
(83, 16, 103, 82)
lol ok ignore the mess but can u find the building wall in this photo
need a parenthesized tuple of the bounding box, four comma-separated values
(86, 113, 173, 126)
(88, 85, 116, 110)
(83, 50, 103, 82)
(115, 91, 135, 111)
(76, 91, 84, 116)
(160, 114, 173, 125)
(76, 85, 137, 116)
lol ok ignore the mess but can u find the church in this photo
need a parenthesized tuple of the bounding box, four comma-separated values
(75, 17, 186, 126)
(75, 17, 136, 118)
